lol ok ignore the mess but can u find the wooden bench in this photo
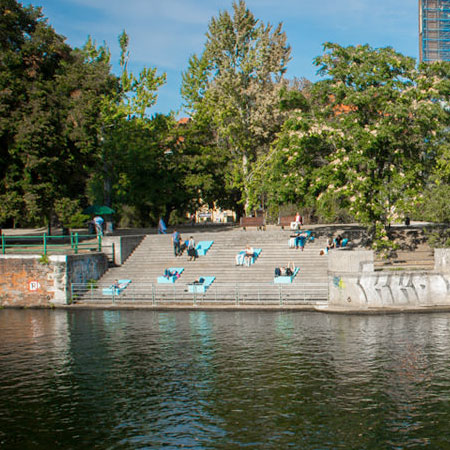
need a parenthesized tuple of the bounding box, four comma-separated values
(278, 215, 297, 229)
(240, 216, 266, 230)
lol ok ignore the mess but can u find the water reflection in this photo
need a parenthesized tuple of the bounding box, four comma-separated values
(2, 310, 450, 448)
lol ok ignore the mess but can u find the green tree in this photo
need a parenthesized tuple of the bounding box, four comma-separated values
(100, 113, 194, 227)
(181, 0, 291, 215)
(175, 116, 242, 217)
(0, 0, 114, 228)
(263, 43, 449, 248)
(90, 31, 167, 210)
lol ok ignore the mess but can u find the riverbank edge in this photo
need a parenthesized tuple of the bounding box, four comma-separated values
(3, 303, 450, 315)
(1, 225, 449, 310)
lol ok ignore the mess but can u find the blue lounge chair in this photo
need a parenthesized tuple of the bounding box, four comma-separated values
(157, 267, 184, 284)
(274, 267, 300, 284)
(196, 240, 214, 256)
(188, 276, 216, 294)
(102, 279, 132, 295)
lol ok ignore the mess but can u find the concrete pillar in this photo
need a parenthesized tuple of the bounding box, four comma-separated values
(435, 249, 450, 274)
(328, 250, 375, 308)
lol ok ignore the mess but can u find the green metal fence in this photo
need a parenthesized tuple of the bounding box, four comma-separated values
(1, 232, 103, 255)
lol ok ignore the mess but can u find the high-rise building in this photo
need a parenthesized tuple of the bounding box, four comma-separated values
(419, 0, 450, 62)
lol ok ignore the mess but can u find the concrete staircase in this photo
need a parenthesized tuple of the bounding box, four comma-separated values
(374, 243, 435, 271)
(90, 228, 330, 304)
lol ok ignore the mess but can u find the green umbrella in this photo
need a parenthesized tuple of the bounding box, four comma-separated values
(83, 205, 115, 215)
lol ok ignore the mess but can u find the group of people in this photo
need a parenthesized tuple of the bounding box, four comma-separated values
(172, 229, 197, 260)
(327, 235, 344, 250)
(163, 269, 181, 279)
(319, 235, 346, 255)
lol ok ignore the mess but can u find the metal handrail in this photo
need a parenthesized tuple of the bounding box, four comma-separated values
(1, 232, 102, 255)
(71, 281, 329, 305)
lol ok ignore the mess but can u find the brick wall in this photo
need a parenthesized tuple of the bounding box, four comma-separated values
(0, 253, 108, 307)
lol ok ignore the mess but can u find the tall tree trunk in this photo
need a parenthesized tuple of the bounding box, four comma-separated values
(242, 152, 250, 216)
(47, 212, 52, 236)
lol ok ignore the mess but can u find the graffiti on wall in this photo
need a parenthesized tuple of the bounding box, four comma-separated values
(356, 273, 450, 305)
(68, 255, 108, 285)
(333, 276, 346, 290)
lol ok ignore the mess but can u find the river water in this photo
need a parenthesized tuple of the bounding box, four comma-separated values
(1, 309, 450, 449)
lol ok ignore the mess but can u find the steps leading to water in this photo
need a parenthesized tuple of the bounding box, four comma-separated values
(75, 225, 436, 304)
(374, 245, 434, 271)
(88, 228, 330, 303)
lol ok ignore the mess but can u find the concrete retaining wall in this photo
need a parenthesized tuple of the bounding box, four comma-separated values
(102, 235, 145, 265)
(435, 249, 450, 274)
(329, 249, 450, 308)
(0, 253, 108, 307)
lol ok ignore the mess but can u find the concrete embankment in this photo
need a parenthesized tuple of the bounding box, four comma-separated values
(1, 224, 450, 313)
(328, 248, 450, 312)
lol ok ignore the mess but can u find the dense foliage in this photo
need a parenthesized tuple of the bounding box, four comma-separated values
(181, 0, 291, 215)
(0, 1, 171, 228)
(1, 0, 450, 248)
(0, 0, 116, 227)
(260, 43, 450, 248)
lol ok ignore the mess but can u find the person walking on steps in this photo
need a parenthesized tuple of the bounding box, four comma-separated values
(158, 217, 167, 234)
(187, 236, 197, 261)
(172, 229, 181, 257)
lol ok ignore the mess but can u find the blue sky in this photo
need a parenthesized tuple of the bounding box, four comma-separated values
(27, 0, 419, 116)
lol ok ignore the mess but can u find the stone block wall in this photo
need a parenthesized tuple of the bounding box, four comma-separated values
(329, 249, 450, 308)
(0, 253, 108, 307)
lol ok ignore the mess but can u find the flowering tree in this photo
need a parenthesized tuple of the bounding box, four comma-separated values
(263, 43, 450, 250)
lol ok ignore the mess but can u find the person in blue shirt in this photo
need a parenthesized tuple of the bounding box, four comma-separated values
(93, 216, 104, 236)
(157, 218, 167, 234)
(172, 229, 181, 256)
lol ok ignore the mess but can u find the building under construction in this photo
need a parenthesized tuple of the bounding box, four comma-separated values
(419, 0, 450, 62)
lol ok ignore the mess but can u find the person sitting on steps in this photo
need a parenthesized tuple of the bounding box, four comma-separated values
(164, 269, 180, 279)
(275, 261, 295, 277)
(244, 244, 255, 266)
(326, 237, 334, 251)
(295, 232, 307, 251)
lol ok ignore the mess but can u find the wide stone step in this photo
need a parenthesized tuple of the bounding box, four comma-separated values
(93, 228, 330, 302)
